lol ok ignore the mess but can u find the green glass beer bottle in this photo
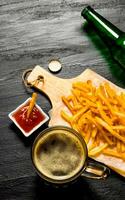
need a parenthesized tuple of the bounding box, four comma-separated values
(81, 6, 125, 69)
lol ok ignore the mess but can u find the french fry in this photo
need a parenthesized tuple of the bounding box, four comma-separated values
(97, 101, 112, 125)
(60, 110, 72, 124)
(84, 125, 91, 144)
(61, 80, 125, 161)
(121, 142, 125, 152)
(89, 143, 108, 156)
(104, 82, 116, 98)
(86, 114, 113, 145)
(67, 95, 73, 102)
(92, 128, 98, 138)
(95, 116, 125, 143)
(116, 140, 121, 152)
(73, 105, 83, 111)
(27, 92, 38, 118)
(88, 138, 97, 151)
(103, 149, 125, 160)
(62, 96, 74, 114)
(71, 95, 78, 106)
(71, 106, 88, 123)
(112, 125, 125, 130)
(72, 82, 90, 92)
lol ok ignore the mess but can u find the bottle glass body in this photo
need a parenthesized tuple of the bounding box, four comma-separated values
(81, 6, 125, 69)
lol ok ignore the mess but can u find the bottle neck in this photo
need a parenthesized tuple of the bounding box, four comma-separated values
(81, 6, 123, 42)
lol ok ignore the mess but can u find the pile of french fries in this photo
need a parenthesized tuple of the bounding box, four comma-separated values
(61, 80, 125, 161)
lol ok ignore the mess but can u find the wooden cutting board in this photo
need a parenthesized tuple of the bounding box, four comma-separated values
(27, 65, 125, 177)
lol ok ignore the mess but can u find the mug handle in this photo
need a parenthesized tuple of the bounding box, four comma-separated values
(81, 158, 110, 179)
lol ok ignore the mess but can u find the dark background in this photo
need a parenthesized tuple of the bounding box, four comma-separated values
(0, 0, 125, 199)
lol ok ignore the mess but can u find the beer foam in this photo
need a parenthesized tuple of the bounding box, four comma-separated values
(33, 130, 86, 181)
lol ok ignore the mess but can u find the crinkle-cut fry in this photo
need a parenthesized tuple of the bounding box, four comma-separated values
(103, 149, 125, 160)
(89, 143, 108, 157)
(86, 114, 113, 145)
(62, 96, 74, 114)
(95, 116, 125, 143)
(97, 101, 112, 125)
(60, 110, 72, 124)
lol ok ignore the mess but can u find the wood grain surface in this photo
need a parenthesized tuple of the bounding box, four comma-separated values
(0, 0, 125, 199)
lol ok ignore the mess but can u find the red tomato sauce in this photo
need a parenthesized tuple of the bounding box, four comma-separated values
(12, 102, 45, 133)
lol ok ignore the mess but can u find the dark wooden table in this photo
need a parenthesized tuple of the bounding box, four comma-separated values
(0, 0, 125, 199)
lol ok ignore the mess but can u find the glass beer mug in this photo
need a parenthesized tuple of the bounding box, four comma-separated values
(31, 126, 110, 186)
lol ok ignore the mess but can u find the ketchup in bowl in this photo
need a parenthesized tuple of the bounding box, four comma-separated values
(8, 98, 49, 137)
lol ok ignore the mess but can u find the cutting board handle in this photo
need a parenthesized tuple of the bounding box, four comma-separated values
(26, 65, 71, 107)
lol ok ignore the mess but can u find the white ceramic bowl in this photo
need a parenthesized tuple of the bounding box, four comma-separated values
(8, 98, 49, 137)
